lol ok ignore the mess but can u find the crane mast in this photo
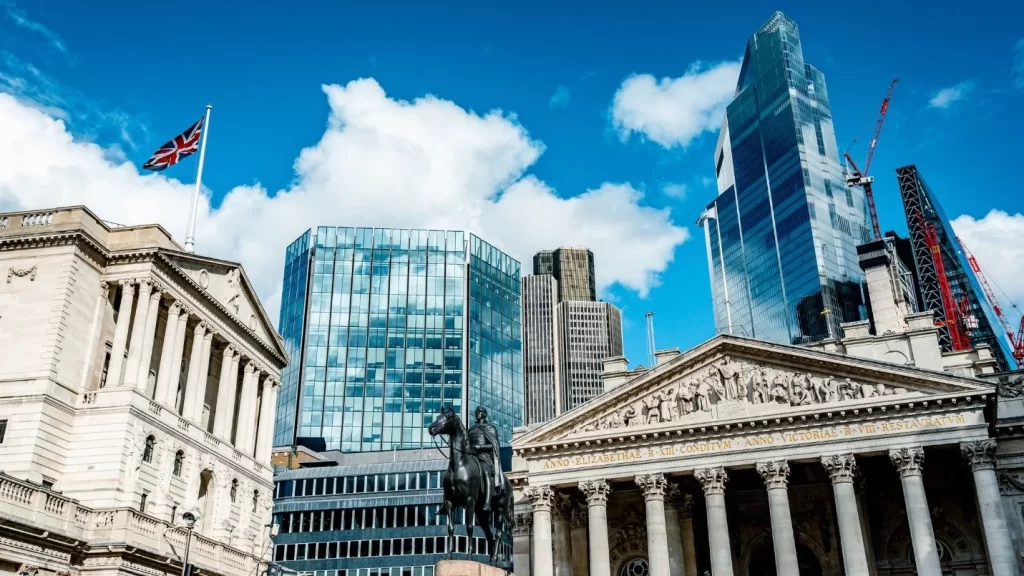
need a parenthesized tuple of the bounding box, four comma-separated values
(958, 237, 1024, 364)
(845, 78, 898, 240)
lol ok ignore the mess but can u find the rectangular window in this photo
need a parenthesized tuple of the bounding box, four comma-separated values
(140, 491, 148, 513)
(0, 419, 7, 443)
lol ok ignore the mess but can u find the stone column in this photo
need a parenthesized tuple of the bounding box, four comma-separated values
(513, 512, 534, 576)
(254, 379, 279, 459)
(123, 279, 154, 388)
(678, 494, 698, 576)
(570, 504, 589, 576)
(664, 484, 686, 576)
(82, 282, 111, 389)
(213, 345, 238, 439)
(579, 479, 612, 576)
(889, 447, 942, 576)
(756, 461, 800, 576)
(135, 283, 163, 390)
(525, 486, 555, 576)
(695, 466, 734, 576)
(181, 321, 209, 419)
(235, 362, 258, 447)
(821, 454, 871, 576)
(553, 493, 573, 576)
(637, 473, 670, 576)
(166, 307, 191, 409)
(193, 328, 214, 424)
(107, 279, 136, 387)
(154, 301, 181, 402)
(962, 440, 1020, 576)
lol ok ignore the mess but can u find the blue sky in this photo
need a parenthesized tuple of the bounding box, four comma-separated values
(2, 0, 1023, 366)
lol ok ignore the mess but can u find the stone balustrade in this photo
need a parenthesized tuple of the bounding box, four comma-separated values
(0, 472, 267, 576)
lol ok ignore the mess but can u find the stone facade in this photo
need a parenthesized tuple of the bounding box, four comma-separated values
(0, 207, 288, 576)
(509, 335, 1020, 576)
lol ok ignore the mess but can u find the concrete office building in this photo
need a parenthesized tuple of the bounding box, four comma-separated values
(0, 206, 286, 576)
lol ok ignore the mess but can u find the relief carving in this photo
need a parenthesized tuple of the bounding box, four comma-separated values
(224, 268, 241, 314)
(997, 376, 1024, 398)
(198, 269, 210, 289)
(571, 357, 910, 435)
(998, 472, 1024, 495)
(7, 265, 37, 283)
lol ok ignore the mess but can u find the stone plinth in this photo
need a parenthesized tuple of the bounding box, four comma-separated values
(435, 560, 510, 576)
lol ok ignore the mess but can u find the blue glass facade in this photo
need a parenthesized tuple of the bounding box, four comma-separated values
(700, 11, 869, 345)
(274, 228, 523, 452)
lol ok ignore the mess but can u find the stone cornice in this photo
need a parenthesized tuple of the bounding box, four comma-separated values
(514, 390, 989, 460)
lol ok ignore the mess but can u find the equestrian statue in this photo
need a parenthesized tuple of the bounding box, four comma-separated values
(428, 405, 512, 565)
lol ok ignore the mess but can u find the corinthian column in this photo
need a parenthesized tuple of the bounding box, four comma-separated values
(570, 504, 589, 576)
(166, 307, 191, 409)
(664, 484, 686, 576)
(552, 493, 573, 576)
(678, 494, 698, 576)
(637, 473, 670, 576)
(890, 447, 942, 576)
(524, 485, 555, 576)
(213, 345, 238, 439)
(192, 328, 215, 423)
(962, 440, 1019, 576)
(579, 479, 612, 576)
(123, 279, 154, 387)
(695, 466, 734, 576)
(107, 279, 136, 387)
(154, 301, 182, 402)
(821, 454, 871, 576)
(756, 461, 799, 576)
(254, 379, 279, 460)
(235, 362, 258, 447)
(181, 321, 209, 419)
(135, 283, 163, 390)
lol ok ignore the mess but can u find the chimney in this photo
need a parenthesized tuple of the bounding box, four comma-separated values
(654, 348, 681, 365)
(857, 237, 912, 335)
(601, 356, 632, 393)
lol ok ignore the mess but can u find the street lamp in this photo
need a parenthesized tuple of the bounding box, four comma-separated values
(180, 512, 199, 576)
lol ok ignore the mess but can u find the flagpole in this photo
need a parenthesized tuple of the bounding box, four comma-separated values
(184, 104, 212, 253)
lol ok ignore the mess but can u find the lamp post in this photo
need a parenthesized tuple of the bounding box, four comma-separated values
(181, 512, 199, 576)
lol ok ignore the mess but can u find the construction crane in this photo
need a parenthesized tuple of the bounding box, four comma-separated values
(845, 77, 898, 240)
(922, 219, 972, 351)
(958, 238, 1024, 364)
(645, 312, 656, 368)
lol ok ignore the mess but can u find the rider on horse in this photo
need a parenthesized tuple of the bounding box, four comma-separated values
(468, 406, 504, 512)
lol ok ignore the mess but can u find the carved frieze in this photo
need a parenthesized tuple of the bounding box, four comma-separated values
(7, 265, 37, 283)
(512, 512, 532, 536)
(224, 268, 241, 314)
(570, 356, 910, 436)
(999, 472, 1024, 495)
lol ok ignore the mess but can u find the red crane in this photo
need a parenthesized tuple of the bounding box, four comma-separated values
(845, 77, 898, 240)
(922, 219, 972, 351)
(958, 237, 1024, 363)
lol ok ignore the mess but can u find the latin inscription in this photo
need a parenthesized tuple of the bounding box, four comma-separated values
(540, 414, 968, 470)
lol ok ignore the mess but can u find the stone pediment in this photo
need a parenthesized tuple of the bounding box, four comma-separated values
(516, 335, 992, 445)
(160, 251, 283, 355)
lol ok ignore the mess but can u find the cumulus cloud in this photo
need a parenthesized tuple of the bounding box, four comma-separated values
(0, 79, 688, 322)
(548, 85, 570, 109)
(662, 183, 687, 199)
(928, 81, 974, 109)
(611, 60, 740, 149)
(952, 210, 1024, 310)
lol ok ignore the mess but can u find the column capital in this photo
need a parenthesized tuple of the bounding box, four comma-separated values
(569, 504, 587, 530)
(244, 361, 256, 374)
(890, 446, 925, 477)
(756, 460, 791, 490)
(120, 277, 138, 288)
(524, 485, 556, 512)
(679, 493, 695, 520)
(203, 328, 215, 341)
(694, 466, 729, 496)
(194, 320, 209, 335)
(635, 473, 668, 501)
(961, 439, 997, 471)
(664, 482, 683, 510)
(512, 512, 533, 536)
(223, 343, 237, 357)
(168, 301, 184, 316)
(138, 278, 154, 291)
(578, 479, 611, 505)
(821, 453, 858, 483)
(553, 492, 574, 521)
(100, 281, 110, 296)
(149, 281, 165, 296)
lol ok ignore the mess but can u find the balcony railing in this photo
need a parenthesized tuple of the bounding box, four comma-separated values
(0, 472, 267, 576)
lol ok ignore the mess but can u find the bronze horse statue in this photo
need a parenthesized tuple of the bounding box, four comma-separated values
(428, 405, 512, 565)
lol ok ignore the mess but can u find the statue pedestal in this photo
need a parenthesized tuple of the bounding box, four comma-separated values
(435, 559, 509, 576)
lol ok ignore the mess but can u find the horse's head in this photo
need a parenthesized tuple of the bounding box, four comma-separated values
(428, 405, 459, 438)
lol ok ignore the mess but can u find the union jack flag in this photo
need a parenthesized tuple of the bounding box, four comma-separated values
(142, 116, 205, 172)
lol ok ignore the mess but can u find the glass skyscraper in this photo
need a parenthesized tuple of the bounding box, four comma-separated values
(699, 11, 871, 345)
(273, 227, 524, 452)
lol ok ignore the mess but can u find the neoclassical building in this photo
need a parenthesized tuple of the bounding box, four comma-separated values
(509, 332, 1024, 576)
(0, 207, 287, 576)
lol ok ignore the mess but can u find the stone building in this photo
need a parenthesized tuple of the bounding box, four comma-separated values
(0, 207, 287, 576)
(509, 334, 1019, 576)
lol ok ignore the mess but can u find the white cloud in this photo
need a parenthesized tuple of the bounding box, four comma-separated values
(4, 3, 71, 58)
(951, 210, 1024, 314)
(662, 182, 687, 199)
(928, 81, 974, 109)
(548, 85, 570, 109)
(0, 79, 689, 323)
(611, 60, 740, 149)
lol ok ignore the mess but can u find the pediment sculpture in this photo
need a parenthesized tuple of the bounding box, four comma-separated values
(572, 357, 910, 434)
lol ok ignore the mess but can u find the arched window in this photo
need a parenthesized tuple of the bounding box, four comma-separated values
(252, 489, 260, 513)
(230, 479, 238, 503)
(142, 435, 156, 463)
(172, 450, 184, 476)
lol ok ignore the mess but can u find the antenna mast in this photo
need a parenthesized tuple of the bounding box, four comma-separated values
(645, 311, 656, 367)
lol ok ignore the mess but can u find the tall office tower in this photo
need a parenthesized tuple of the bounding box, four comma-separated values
(897, 165, 1015, 369)
(556, 301, 624, 411)
(522, 275, 560, 424)
(532, 247, 597, 302)
(522, 248, 622, 424)
(698, 11, 871, 345)
(274, 227, 524, 451)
